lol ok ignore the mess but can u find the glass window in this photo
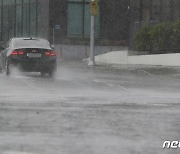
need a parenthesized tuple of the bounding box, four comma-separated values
(24, 0, 29, 4)
(16, 0, 22, 4)
(0, 7, 1, 40)
(13, 38, 50, 48)
(16, 1, 22, 37)
(3, 3, 16, 40)
(30, 0, 37, 37)
(67, 1, 83, 36)
(3, 0, 15, 5)
(0, 0, 39, 41)
(67, 0, 100, 38)
(23, 0, 30, 36)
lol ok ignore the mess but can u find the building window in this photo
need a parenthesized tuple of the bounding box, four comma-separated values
(23, 0, 30, 36)
(0, 0, 38, 41)
(67, 0, 100, 38)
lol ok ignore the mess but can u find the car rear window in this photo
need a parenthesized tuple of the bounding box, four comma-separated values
(13, 39, 51, 48)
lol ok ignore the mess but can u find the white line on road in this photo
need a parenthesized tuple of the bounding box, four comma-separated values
(93, 79, 103, 83)
(115, 84, 129, 92)
(93, 79, 129, 92)
(79, 77, 89, 80)
(20, 79, 35, 89)
(107, 83, 114, 87)
(139, 69, 154, 76)
(3, 152, 37, 154)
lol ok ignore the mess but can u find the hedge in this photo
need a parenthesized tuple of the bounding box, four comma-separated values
(134, 21, 180, 54)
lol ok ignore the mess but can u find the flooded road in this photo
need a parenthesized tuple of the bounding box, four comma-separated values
(0, 61, 180, 154)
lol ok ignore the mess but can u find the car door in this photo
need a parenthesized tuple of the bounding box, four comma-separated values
(0, 45, 6, 70)
(0, 49, 7, 69)
(0, 47, 3, 71)
(0, 40, 11, 69)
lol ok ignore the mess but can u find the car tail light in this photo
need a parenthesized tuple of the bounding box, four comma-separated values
(44, 51, 56, 56)
(18, 51, 24, 55)
(11, 50, 18, 55)
(50, 51, 56, 56)
(11, 50, 24, 55)
(44, 51, 51, 56)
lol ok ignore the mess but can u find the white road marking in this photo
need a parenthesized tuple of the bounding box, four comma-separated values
(93, 79, 129, 92)
(139, 69, 154, 76)
(93, 79, 103, 83)
(79, 77, 88, 80)
(3, 152, 37, 154)
(13, 75, 32, 79)
(107, 83, 114, 87)
(20, 79, 35, 89)
(116, 84, 129, 92)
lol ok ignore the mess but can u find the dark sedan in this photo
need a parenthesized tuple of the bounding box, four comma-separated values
(0, 38, 57, 77)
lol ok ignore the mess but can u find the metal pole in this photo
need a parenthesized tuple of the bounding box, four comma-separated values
(29, 0, 31, 36)
(35, 0, 38, 36)
(22, 0, 24, 36)
(14, 0, 17, 37)
(53, 27, 55, 45)
(1, 0, 3, 41)
(88, 15, 96, 66)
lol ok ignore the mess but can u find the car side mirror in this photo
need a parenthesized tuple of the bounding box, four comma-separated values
(51, 45, 55, 50)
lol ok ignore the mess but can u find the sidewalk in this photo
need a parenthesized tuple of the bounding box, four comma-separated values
(109, 64, 180, 78)
(83, 60, 180, 79)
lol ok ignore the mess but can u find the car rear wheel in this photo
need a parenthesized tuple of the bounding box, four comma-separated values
(40, 72, 46, 77)
(0, 67, 2, 73)
(49, 71, 55, 78)
(48, 63, 57, 78)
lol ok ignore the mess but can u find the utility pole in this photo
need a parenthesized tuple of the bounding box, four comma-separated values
(53, 27, 55, 46)
(88, 15, 95, 66)
(88, 0, 98, 66)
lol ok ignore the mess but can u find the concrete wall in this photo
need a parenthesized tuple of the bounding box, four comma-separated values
(95, 51, 128, 65)
(54, 44, 128, 60)
(128, 53, 180, 66)
(94, 50, 180, 66)
(54, 44, 180, 67)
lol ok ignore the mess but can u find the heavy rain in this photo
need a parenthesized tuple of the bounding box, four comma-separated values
(0, 0, 180, 154)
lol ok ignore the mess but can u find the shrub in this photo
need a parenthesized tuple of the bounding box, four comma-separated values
(134, 20, 180, 54)
(134, 26, 153, 52)
(172, 21, 180, 48)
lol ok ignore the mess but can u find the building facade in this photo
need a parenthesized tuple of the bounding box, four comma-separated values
(1, 0, 179, 46)
(0, 0, 131, 46)
(0, 0, 49, 42)
(49, 0, 130, 45)
(130, 0, 180, 26)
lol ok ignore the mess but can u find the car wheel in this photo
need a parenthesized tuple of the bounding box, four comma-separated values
(49, 71, 55, 78)
(40, 72, 46, 77)
(5, 59, 10, 76)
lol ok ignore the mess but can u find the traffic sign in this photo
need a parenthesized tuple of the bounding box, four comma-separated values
(90, 0, 99, 16)
(55, 25, 60, 30)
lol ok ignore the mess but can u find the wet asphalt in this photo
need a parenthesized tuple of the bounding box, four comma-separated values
(0, 61, 180, 154)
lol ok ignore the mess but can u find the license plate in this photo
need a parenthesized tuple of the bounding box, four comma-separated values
(27, 53, 42, 58)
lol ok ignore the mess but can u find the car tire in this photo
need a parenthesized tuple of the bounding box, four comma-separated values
(40, 72, 46, 77)
(49, 71, 55, 78)
(5, 59, 10, 76)
(0, 66, 2, 73)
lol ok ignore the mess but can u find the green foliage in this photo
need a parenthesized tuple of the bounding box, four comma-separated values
(134, 21, 180, 53)
(134, 26, 153, 52)
(173, 21, 180, 47)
